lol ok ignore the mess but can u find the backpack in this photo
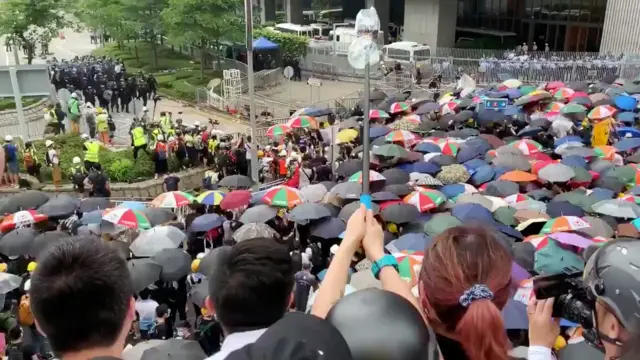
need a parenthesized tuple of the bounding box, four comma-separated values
(309, 242, 322, 267)
(18, 295, 34, 326)
(157, 143, 168, 161)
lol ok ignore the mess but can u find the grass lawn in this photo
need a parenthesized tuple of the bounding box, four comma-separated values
(0, 97, 46, 112)
(92, 42, 221, 102)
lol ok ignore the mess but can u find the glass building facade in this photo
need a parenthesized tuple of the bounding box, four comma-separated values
(456, 0, 608, 52)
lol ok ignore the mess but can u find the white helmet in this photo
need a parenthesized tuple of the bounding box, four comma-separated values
(45, 140, 54, 147)
(73, 156, 81, 164)
(194, 121, 201, 127)
(157, 134, 165, 141)
(4, 135, 12, 142)
(168, 136, 175, 142)
(143, 107, 148, 112)
(70, 93, 78, 98)
(80, 134, 90, 140)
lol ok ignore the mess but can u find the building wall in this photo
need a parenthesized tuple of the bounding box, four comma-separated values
(601, 0, 640, 54)
(403, 0, 457, 49)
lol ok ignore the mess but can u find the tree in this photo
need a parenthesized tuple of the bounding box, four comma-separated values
(75, 0, 134, 50)
(119, 0, 169, 70)
(161, 0, 242, 78)
(0, 0, 70, 64)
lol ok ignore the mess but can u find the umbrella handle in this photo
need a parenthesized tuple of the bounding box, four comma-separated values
(360, 194, 372, 211)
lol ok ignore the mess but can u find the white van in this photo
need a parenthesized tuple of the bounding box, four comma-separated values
(382, 41, 431, 65)
(329, 27, 385, 54)
(273, 23, 314, 37)
(302, 10, 316, 24)
(310, 23, 332, 39)
(317, 8, 343, 24)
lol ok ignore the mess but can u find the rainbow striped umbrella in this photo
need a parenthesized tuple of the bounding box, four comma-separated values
(349, 170, 386, 183)
(288, 115, 318, 129)
(0, 210, 48, 232)
(197, 191, 226, 206)
(439, 141, 459, 156)
(510, 139, 543, 155)
(503, 193, 531, 205)
(553, 87, 575, 100)
(369, 109, 390, 119)
(593, 145, 616, 160)
(390, 102, 411, 114)
(393, 250, 424, 286)
(266, 124, 291, 138)
(588, 105, 616, 120)
(385, 130, 418, 144)
(102, 208, 151, 230)
(541, 216, 590, 234)
(151, 191, 195, 208)
(262, 186, 303, 208)
(546, 102, 565, 113)
(441, 101, 458, 115)
(403, 189, 446, 212)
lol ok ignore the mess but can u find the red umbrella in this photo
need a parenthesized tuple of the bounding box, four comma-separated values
(546, 81, 565, 91)
(220, 190, 252, 210)
(528, 152, 553, 162)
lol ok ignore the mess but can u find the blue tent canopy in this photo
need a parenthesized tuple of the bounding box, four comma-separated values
(253, 37, 279, 51)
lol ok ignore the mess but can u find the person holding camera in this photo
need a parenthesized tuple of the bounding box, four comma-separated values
(528, 239, 640, 360)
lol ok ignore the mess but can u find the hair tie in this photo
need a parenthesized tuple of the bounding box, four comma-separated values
(459, 284, 494, 308)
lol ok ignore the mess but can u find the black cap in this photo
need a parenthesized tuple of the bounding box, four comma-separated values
(226, 312, 352, 360)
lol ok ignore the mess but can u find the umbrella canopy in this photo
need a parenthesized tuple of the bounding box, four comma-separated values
(592, 199, 640, 219)
(380, 203, 420, 224)
(123, 341, 165, 360)
(102, 208, 151, 230)
(0, 191, 49, 214)
(150, 191, 195, 208)
(217, 175, 254, 189)
(538, 163, 576, 183)
(139, 226, 186, 247)
(403, 189, 446, 212)
(288, 203, 331, 224)
(140, 339, 206, 360)
(541, 216, 591, 234)
(373, 144, 410, 158)
(239, 204, 278, 224)
(188, 214, 224, 233)
(130, 232, 177, 257)
(338, 201, 380, 222)
(233, 223, 279, 242)
(79, 197, 113, 213)
(198, 246, 232, 278)
(262, 186, 303, 208)
(0, 273, 23, 295)
(128, 258, 162, 292)
(151, 248, 192, 281)
(0, 210, 47, 232)
(0, 228, 38, 257)
(140, 208, 176, 226)
(30, 231, 68, 259)
(220, 190, 252, 210)
(330, 181, 363, 200)
(310, 217, 346, 239)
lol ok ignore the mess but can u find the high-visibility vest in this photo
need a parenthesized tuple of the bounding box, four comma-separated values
(84, 141, 100, 163)
(159, 116, 171, 131)
(132, 127, 147, 147)
(96, 114, 109, 132)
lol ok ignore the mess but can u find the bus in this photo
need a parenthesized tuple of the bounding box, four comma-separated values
(329, 27, 385, 54)
(273, 23, 314, 37)
(382, 41, 431, 65)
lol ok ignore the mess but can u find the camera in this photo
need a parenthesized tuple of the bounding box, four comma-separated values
(153, 95, 162, 102)
(533, 267, 595, 329)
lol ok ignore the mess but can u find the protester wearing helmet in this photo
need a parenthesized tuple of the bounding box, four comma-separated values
(81, 133, 103, 172)
(70, 156, 88, 195)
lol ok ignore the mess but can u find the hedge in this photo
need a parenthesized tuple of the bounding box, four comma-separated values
(15, 134, 182, 184)
(253, 29, 309, 61)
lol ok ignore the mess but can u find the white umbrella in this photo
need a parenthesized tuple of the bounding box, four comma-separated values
(136, 226, 186, 247)
(538, 163, 576, 183)
(0, 273, 23, 294)
(300, 184, 329, 203)
(592, 199, 640, 219)
(130, 234, 177, 257)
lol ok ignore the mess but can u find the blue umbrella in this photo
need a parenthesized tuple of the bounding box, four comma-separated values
(414, 142, 441, 153)
(386, 233, 432, 252)
(250, 189, 268, 205)
(117, 201, 147, 211)
(547, 201, 585, 218)
(370, 126, 391, 139)
(188, 214, 224, 232)
(616, 127, 640, 138)
(452, 203, 495, 224)
(615, 137, 640, 152)
(477, 109, 507, 125)
(491, 166, 510, 180)
(616, 112, 637, 124)
(614, 95, 638, 111)
(299, 107, 332, 117)
(560, 155, 588, 169)
(81, 210, 104, 225)
(462, 158, 488, 172)
(439, 184, 470, 199)
(456, 144, 485, 163)
(399, 161, 440, 175)
(471, 165, 495, 186)
(590, 187, 616, 201)
(554, 135, 583, 148)
(496, 224, 524, 240)
(503, 105, 523, 116)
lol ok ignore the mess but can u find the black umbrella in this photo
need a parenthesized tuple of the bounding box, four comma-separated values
(372, 191, 400, 202)
(384, 184, 413, 196)
(0, 228, 38, 257)
(322, 203, 341, 218)
(557, 341, 602, 360)
(151, 248, 192, 282)
(140, 339, 206, 360)
(239, 204, 278, 224)
(0, 191, 49, 214)
(320, 181, 337, 191)
(30, 231, 69, 259)
(128, 258, 162, 292)
(38, 199, 78, 218)
(141, 208, 176, 226)
(330, 182, 362, 200)
(217, 175, 254, 189)
(484, 180, 520, 197)
(456, 144, 485, 164)
(476, 109, 507, 125)
(198, 246, 232, 278)
(336, 160, 363, 177)
(381, 168, 410, 185)
(289, 203, 332, 224)
(517, 126, 544, 138)
(339, 201, 380, 222)
(380, 203, 420, 224)
(310, 217, 346, 239)
(414, 102, 440, 115)
(79, 197, 113, 213)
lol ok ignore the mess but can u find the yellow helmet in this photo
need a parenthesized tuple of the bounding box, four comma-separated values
(96, 107, 103, 114)
(191, 259, 201, 273)
(257, 150, 264, 158)
(0, 263, 7, 273)
(386, 223, 398, 234)
(201, 307, 210, 316)
(27, 261, 37, 272)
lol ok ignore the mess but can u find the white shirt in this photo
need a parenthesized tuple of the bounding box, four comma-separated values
(206, 328, 267, 360)
(527, 346, 554, 360)
(48, 149, 59, 165)
(135, 299, 159, 331)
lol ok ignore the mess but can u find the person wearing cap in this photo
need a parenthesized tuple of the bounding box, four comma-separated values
(139, 107, 150, 123)
(70, 156, 88, 195)
(95, 107, 110, 145)
(67, 93, 81, 134)
(3, 135, 19, 188)
(81, 133, 103, 171)
(45, 140, 61, 186)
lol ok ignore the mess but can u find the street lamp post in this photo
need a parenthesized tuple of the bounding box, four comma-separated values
(244, 0, 259, 183)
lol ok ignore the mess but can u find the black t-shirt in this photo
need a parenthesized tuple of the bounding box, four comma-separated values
(151, 322, 172, 340)
(88, 172, 110, 197)
(164, 176, 180, 191)
(293, 271, 317, 312)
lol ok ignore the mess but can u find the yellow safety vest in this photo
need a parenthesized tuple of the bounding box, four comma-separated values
(70, 165, 86, 175)
(185, 134, 194, 147)
(84, 141, 100, 163)
(132, 127, 147, 147)
(96, 114, 109, 132)
(160, 116, 171, 131)
(208, 139, 218, 153)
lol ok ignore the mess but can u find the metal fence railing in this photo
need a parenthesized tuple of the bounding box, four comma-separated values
(432, 48, 605, 60)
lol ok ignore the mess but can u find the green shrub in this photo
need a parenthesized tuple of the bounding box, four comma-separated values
(253, 29, 309, 61)
(107, 158, 134, 182)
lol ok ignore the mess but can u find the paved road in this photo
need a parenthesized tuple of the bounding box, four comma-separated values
(2, 27, 249, 139)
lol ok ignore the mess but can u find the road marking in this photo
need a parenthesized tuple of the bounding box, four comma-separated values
(54, 43, 78, 57)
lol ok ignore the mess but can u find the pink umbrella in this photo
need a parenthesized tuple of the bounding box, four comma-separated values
(548, 232, 594, 249)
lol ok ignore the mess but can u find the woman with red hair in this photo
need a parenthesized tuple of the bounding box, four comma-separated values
(419, 226, 513, 360)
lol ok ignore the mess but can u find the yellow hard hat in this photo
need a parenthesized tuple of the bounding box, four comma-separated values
(27, 261, 37, 272)
(257, 150, 264, 158)
(0, 263, 7, 273)
(201, 307, 210, 316)
(554, 336, 567, 350)
(191, 259, 201, 273)
(386, 223, 398, 234)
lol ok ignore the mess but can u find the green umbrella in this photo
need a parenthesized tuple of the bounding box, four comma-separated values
(424, 214, 461, 236)
(605, 166, 636, 185)
(372, 144, 409, 158)
(571, 167, 593, 183)
(560, 103, 587, 115)
(580, 196, 601, 213)
(623, 83, 640, 95)
(519, 85, 536, 96)
(553, 190, 588, 207)
(493, 206, 517, 226)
